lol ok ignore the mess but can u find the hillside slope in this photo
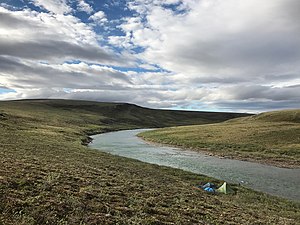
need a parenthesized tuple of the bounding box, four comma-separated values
(0, 99, 250, 132)
(140, 109, 300, 168)
(0, 100, 299, 224)
(242, 109, 300, 123)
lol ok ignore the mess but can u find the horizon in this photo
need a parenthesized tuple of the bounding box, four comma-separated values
(0, 0, 299, 113)
(3, 98, 300, 114)
(1, 98, 249, 113)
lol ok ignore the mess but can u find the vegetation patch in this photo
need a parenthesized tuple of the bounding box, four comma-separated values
(0, 100, 299, 224)
(139, 110, 300, 168)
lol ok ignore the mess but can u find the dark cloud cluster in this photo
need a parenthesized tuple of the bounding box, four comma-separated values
(0, 8, 126, 65)
(0, 40, 119, 63)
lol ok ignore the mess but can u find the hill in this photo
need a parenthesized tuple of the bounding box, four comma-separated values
(0, 99, 250, 133)
(0, 100, 299, 224)
(244, 109, 300, 123)
(139, 109, 300, 168)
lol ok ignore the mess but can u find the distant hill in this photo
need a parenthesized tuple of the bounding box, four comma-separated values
(246, 109, 300, 123)
(0, 99, 250, 130)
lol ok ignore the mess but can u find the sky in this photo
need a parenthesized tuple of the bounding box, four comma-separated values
(0, 0, 299, 113)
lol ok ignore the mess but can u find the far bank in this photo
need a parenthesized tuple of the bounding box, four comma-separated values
(138, 109, 300, 168)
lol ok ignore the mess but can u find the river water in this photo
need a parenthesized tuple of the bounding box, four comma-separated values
(89, 129, 300, 201)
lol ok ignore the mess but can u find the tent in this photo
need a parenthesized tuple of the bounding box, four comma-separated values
(216, 182, 234, 194)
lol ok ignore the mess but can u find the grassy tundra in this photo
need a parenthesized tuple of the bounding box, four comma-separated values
(139, 110, 300, 168)
(0, 100, 299, 224)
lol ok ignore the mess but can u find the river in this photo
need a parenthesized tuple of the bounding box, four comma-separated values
(89, 129, 300, 201)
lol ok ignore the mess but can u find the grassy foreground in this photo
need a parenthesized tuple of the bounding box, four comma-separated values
(139, 110, 300, 168)
(0, 100, 299, 224)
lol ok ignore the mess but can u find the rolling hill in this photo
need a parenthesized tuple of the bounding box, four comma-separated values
(0, 99, 250, 137)
(139, 109, 300, 168)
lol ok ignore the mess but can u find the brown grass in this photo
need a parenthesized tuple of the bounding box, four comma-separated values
(0, 100, 299, 224)
(139, 110, 300, 168)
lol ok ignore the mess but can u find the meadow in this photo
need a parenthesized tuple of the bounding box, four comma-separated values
(0, 100, 299, 224)
(139, 110, 300, 168)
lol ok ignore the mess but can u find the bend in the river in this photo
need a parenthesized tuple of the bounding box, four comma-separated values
(89, 129, 300, 201)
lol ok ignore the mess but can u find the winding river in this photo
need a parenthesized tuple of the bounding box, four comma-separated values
(89, 129, 300, 201)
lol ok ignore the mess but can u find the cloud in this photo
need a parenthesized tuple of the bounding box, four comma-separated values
(77, 0, 93, 14)
(0, 6, 127, 65)
(0, 39, 118, 64)
(0, 1, 299, 112)
(115, 0, 300, 111)
(0, 85, 10, 89)
(211, 99, 300, 113)
(89, 11, 107, 24)
(31, 0, 72, 14)
(0, 57, 132, 90)
(124, 0, 300, 83)
(0, 87, 184, 109)
(222, 85, 300, 101)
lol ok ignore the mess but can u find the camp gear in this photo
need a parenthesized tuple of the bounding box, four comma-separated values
(202, 182, 216, 189)
(204, 187, 215, 193)
(201, 182, 216, 193)
(216, 182, 235, 194)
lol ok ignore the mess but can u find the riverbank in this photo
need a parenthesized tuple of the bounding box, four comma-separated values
(139, 110, 300, 169)
(139, 136, 298, 169)
(1, 100, 299, 224)
(90, 129, 300, 201)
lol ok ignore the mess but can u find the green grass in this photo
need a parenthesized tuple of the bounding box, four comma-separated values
(139, 109, 300, 168)
(0, 100, 299, 224)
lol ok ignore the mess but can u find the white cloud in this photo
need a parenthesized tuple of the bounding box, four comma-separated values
(31, 0, 72, 14)
(126, 0, 300, 86)
(139, 64, 158, 70)
(117, 0, 300, 111)
(89, 11, 107, 24)
(77, 0, 93, 14)
(119, 17, 144, 32)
